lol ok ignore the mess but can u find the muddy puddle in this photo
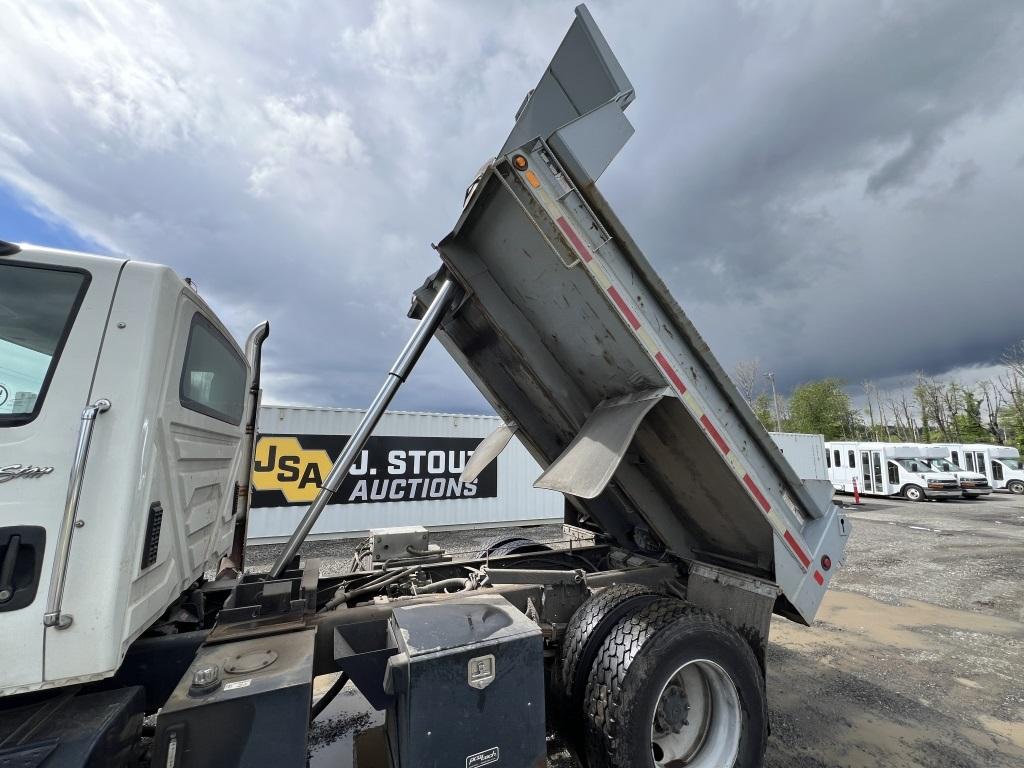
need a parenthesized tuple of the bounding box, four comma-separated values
(767, 589, 1024, 767)
(772, 589, 1024, 652)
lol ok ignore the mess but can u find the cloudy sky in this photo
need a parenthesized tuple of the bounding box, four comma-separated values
(3, 0, 1023, 415)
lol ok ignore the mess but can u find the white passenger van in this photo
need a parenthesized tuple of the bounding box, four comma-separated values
(934, 444, 1024, 495)
(916, 446, 991, 498)
(825, 442, 962, 501)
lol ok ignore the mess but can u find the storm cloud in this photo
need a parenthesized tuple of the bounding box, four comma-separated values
(2, 0, 1022, 411)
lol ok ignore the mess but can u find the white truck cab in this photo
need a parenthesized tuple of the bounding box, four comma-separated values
(825, 441, 962, 501)
(0, 242, 262, 697)
(917, 446, 991, 498)
(935, 443, 1024, 495)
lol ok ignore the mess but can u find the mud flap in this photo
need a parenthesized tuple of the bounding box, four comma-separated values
(534, 388, 671, 499)
(460, 422, 517, 484)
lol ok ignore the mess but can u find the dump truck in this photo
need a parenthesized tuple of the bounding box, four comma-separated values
(0, 6, 849, 767)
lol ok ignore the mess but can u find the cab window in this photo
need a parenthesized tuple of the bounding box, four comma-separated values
(179, 313, 246, 425)
(0, 263, 90, 426)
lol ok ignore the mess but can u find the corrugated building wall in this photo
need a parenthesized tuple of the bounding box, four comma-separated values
(247, 405, 563, 541)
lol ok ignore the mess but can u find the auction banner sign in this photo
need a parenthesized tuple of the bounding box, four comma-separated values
(251, 434, 496, 507)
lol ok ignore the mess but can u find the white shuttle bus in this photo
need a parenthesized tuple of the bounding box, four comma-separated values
(934, 444, 1024, 495)
(916, 446, 991, 498)
(825, 441, 962, 501)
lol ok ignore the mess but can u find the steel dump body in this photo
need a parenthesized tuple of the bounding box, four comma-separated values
(414, 6, 848, 624)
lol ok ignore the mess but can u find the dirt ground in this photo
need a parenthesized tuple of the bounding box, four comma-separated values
(252, 492, 1024, 767)
(765, 493, 1024, 768)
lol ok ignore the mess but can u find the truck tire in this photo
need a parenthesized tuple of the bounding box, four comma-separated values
(903, 484, 924, 502)
(583, 600, 767, 768)
(475, 535, 551, 559)
(1008, 480, 1024, 495)
(559, 583, 664, 717)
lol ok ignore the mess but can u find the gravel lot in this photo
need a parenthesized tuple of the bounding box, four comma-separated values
(255, 492, 1024, 767)
(765, 492, 1024, 767)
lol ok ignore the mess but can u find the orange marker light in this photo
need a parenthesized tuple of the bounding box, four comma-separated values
(512, 154, 528, 171)
(524, 169, 541, 188)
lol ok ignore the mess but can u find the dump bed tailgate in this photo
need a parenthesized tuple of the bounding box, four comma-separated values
(412, 6, 848, 623)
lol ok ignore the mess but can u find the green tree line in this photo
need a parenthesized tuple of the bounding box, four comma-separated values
(732, 338, 1024, 449)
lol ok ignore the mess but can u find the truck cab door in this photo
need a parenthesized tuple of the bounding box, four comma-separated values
(0, 250, 124, 694)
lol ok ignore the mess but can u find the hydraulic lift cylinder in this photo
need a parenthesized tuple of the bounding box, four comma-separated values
(268, 278, 458, 579)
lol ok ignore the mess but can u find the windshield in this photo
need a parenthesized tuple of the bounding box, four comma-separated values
(0, 263, 89, 426)
(999, 458, 1024, 471)
(927, 458, 959, 472)
(896, 458, 934, 473)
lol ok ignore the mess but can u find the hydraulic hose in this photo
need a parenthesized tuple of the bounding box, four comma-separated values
(320, 567, 416, 612)
(418, 578, 471, 594)
(310, 672, 349, 721)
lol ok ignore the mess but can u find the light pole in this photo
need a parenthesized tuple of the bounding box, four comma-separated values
(765, 372, 783, 430)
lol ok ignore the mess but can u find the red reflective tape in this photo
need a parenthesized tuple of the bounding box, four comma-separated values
(783, 530, 812, 568)
(743, 473, 772, 515)
(655, 351, 687, 393)
(813, 570, 825, 586)
(700, 414, 730, 455)
(555, 216, 592, 262)
(607, 285, 641, 330)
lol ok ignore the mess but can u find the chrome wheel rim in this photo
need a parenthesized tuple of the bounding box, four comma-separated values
(650, 658, 741, 767)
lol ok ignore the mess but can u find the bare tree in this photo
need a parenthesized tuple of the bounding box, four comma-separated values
(941, 382, 964, 442)
(884, 397, 903, 440)
(1003, 339, 1024, 378)
(979, 380, 1004, 441)
(915, 374, 951, 441)
(733, 359, 761, 406)
(897, 389, 920, 442)
(875, 386, 892, 440)
(889, 396, 917, 441)
(863, 381, 878, 440)
(999, 341, 1024, 441)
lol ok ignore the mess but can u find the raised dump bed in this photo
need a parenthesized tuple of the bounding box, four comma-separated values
(414, 5, 848, 624)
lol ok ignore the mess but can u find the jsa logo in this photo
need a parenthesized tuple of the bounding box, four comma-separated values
(252, 436, 331, 503)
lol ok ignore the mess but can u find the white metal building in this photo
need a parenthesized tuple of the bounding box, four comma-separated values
(247, 405, 563, 541)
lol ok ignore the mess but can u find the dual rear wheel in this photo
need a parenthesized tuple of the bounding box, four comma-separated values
(559, 585, 767, 768)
